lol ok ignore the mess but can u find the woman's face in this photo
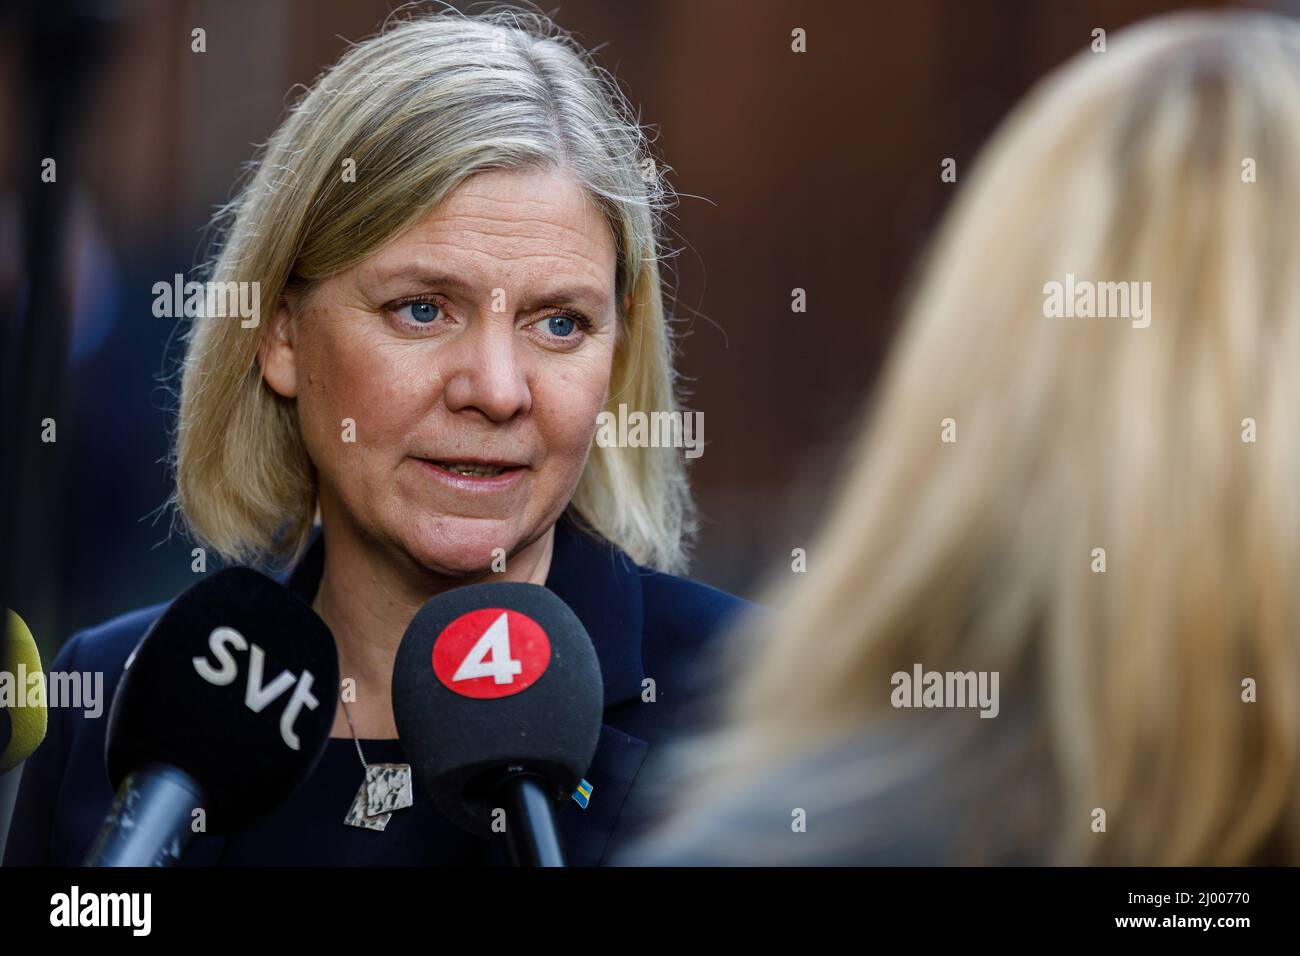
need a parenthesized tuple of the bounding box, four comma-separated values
(260, 166, 620, 577)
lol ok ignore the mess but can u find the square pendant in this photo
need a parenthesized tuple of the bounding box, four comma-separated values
(343, 764, 414, 830)
(344, 783, 390, 830)
(366, 763, 415, 816)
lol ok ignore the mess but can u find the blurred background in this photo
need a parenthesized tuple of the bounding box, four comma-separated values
(0, 0, 1267, 662)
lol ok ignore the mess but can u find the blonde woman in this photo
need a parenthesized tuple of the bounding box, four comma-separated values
(624, 10, 1300, 866)
(3, 7, 747, 866)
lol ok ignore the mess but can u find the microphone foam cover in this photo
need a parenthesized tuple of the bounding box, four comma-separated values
(1, 609, 47, 772)
(106, 568, 338, 831)
(392, 582, 603, 836)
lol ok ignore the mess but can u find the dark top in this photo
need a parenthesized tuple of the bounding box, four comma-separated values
(3, 515, 750, 866)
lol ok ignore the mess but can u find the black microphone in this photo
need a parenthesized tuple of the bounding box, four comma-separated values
(85, 568, 338, 866)
(392, 582, 603, 866)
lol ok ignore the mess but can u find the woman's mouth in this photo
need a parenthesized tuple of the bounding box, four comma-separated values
(415, 457, 527, 490)
(428, 460, 513, 477)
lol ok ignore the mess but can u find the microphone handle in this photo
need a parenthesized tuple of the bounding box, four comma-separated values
(84, 762, 207, 867)
(498, 771, 566, 867)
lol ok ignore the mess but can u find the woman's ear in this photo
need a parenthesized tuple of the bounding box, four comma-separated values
(259, 299, 299, 398)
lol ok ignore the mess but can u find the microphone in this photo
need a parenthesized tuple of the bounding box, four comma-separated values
(2, 609, 47, 862)
(392, 582, 603, 866)
(85, 568, 338, 866)
(2, 609, 47, 772)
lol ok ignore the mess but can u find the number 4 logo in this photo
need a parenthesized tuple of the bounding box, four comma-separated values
(433, 607, 550, 699)
(452, 612, 523, 685)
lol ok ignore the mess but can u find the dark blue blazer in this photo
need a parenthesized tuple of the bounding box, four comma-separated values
(3, 515, 749, 866)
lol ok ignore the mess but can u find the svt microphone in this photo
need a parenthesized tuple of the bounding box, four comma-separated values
(392, 583, 603, 866)
(85, 568, 338, 866)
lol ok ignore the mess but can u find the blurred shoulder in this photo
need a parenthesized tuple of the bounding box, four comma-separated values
(553, 513, 758, 662)
(55, 602, 167, 675)
(634, 565, 758, 678)
(638, 567, 755, 636)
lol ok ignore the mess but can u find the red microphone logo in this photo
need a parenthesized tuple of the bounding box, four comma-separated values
(431, 608, 551, 699)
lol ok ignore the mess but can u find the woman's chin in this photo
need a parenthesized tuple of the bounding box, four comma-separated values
(399, 520, 529, 579)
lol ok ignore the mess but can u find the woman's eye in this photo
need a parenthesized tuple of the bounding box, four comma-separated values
(531, 312, 591, 347)
(544, 314, 578, 337)
(397, 300, 443, 325)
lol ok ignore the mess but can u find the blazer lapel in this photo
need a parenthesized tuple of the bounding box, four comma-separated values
(551, 723, 649, 865)
(542, 514, 654, 863)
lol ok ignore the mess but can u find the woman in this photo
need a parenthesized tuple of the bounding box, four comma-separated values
(623, 10, 1300, 866)
(3, 7, 746, 866)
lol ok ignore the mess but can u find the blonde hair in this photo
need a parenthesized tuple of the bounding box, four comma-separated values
(172, 4, 694, 572)
(648, 10, 1300, 865)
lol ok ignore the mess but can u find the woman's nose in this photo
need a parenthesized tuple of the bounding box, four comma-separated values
(440, 319, 532, 422)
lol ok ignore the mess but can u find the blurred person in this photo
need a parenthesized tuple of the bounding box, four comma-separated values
(4, 5, 746, 866)
(622, 9, 1300, 866)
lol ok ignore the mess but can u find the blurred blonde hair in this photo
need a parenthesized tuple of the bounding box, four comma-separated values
(656, 10, 1300, 865)
(172, 4, 694, 572)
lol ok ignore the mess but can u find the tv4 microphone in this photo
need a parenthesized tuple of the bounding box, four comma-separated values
(392, 582, 603, 866)
(85, 567, 338, 866)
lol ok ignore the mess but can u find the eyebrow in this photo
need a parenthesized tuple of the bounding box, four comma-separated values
(374, 269, 611, 313)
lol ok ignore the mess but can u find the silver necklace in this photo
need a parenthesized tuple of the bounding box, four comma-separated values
(340, 696, 415, 831)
